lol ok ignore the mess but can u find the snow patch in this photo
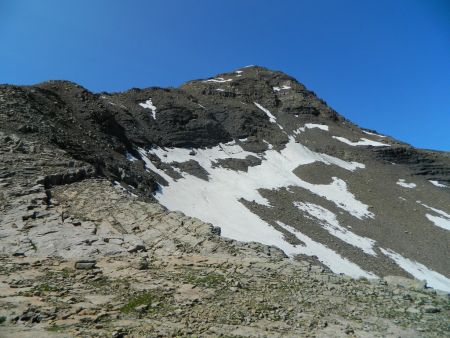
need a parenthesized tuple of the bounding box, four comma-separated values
(263, 140, 273, 150)
(380, 248, 450, 292)
(216, 88, 225, 92)
(113, 181, 123, 189)
(429, 180, 447, 188)
(417, 202, 450, 219)
(295, 177, 373, 219)
(139, 150, 173, 183)
(333, 136, 390, 147)
(273, 85, 291, 92)
(254, 102, 284, 130)
(363, 130, 386, 138)
(294, 202, 376, 255)
(397, 179, 416, 189)
(298, 124, 329, 132)
(276, 221, 376, 278)
(139, 98, 157, 120)
(314, 155, 365, 171)
(417, 201, 450, 231)
(142, 138, 371, 219)
(135, 129, 375, 279)
(125, 151, 138, 162)
(138, 136, 371, 237)
(204, 77, 232, 83)
(425, 214, 450, 231)
(254, 102, 277, 124)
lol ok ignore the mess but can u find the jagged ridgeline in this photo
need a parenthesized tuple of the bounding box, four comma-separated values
(0, 66, 449, 336)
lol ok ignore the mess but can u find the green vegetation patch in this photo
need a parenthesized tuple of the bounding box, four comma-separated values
(184, 271, 226, 288)
(35, 283, 58, 292)
(120, 289, 172, 315)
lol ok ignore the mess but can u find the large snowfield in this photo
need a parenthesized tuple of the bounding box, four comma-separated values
(135, 125, 450, 292)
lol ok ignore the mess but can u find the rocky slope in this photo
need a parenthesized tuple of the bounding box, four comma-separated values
(0, 66, 449, 337)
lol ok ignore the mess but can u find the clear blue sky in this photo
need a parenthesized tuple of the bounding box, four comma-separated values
(1, 0, 449, 150)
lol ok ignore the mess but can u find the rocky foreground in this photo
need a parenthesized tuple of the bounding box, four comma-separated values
(0, 132, 449, 337)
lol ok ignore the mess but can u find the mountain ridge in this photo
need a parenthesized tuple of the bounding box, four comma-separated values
(1, 65, 449, 336)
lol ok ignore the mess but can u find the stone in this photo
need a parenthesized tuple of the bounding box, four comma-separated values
(135, 304, 148, 312)
(423, 305, 441, 314)
(133, 258, 149, 270)
(74, 260, 97, 270)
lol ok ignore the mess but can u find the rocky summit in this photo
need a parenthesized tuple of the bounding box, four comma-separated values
(0, 66, 449, 337)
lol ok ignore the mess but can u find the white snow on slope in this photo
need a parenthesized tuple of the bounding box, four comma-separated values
(273, 85, 291, 92)
(295, 177, 373, 219)
(125, 151, 138, 162)
(204, 77, 232, 83)
(417, 201, 450, 231)
(254, 102, 277, 124)
(254, 102, 285, 130)
(380, 248, 450, 292)
(138, 135, 372, 245)
(363, 130, 386, 138)
(139, 99, 157, 120)
(141, 137, 371, 217)
(429, 180, 447, 188)
(276, 221, 376, 278)
(397, 179, 416, 189)
(299, 124, 329, 132)
(333, 136, 390, 147)
(147, 141, 251, 168)
(417, 202, 450, 218)
(425, 214, 450, 231)
(113, 180, 124, 190)
(263, 140, 273, 150)
(135, 131, 380, 278)
(316, 154, 365, 171)
(294, 202, 376, 255)
(135, 134, 450, 286)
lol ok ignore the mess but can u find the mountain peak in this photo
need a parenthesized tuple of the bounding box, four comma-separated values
(1, 67, 450, 336)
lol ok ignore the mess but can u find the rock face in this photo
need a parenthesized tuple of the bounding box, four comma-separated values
(0, 66, 449, 336)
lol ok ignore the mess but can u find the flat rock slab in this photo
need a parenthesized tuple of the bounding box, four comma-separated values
(74, 260, 97, 270)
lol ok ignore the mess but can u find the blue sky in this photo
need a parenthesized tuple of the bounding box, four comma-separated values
(1, 0, 449, 150)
